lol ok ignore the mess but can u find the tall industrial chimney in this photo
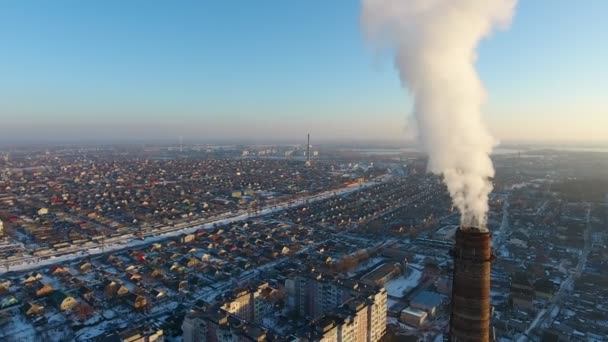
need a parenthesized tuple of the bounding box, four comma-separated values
(449, 227, 493, 342)
(305, 133, 311, 166)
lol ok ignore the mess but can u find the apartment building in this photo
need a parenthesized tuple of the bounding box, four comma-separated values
(220, 282, 271, 324)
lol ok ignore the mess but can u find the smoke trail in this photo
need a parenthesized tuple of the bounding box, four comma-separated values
(362, 0, 516, 229)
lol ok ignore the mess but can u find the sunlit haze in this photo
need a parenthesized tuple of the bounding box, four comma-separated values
(0, 0, 606, 144)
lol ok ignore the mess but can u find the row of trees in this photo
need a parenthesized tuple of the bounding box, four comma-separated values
(329, 249, 371, 274)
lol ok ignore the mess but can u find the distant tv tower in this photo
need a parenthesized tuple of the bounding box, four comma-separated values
(179, 136, 183, 153)
(305, 133, 311, 167)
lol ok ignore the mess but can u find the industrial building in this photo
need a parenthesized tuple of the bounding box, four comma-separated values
(409, 291, 444, 316)
(400, 306, 428, 327)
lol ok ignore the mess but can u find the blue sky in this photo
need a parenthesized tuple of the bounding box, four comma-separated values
(0, 0, 606, 143)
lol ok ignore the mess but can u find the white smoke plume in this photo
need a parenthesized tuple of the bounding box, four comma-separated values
(362, 0, 517, 229)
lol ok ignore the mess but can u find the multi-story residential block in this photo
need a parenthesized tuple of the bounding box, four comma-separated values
(220, 282, 270, 323)
(222, 289, 254, 322)
(183, 283, 387, 342)
(286, 274, 352, 320)
(366, 288, 387, 342)
(182, 309, 269, 342)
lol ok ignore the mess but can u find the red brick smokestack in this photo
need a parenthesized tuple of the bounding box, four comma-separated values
(449, 227, 494, 341)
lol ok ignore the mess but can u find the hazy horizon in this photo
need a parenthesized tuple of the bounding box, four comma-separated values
(1, 133, 607, 150)
(1, 1, 607, 144)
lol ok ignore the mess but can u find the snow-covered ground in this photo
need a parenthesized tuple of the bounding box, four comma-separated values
(347, 257, 385, 277)
(384, 267, 422, 298)
(0, 313, 36, 342)
(387, 298, 402, 310)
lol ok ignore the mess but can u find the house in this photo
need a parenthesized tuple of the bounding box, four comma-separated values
(103, 279, 129, 298)
(49, 265, 69, 276)
(34, 282, 54, 297)
(125, 264, 139, 272)
(150, 243, 163, 251)
(151, 288, 166, 299)
(178, 280, 189, 292)
(21, 272, 43, 285)
(105, 254, 123, 267)
(117, 284, 130, 297)
(127, 272, 142, 282)
(50, 291, 78, 311)
(0, 295, 19, 309)
(0, 280, 10, 295)
(150, 268, 165, 279)
(23, 302, 45, 316)
(181, 234, 196, 244)
(170, 263, 185, 273)
(65, 276, 85, 289)
(77, 261, 93, 273)
(125, 292, 148, 311)
(79, 286, 94, 302)
(186, 257, 200, 267)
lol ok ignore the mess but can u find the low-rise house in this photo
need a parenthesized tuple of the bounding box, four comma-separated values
(65, 275, 85, 289)
(170, 263, 186, 273)
(0, 295, 19, 309)
(117, 283, 130, 297)
(125, 292, 148, 311)
(125, 264, 139, 272)
(23, 302, 45, 317)
(184, 257, 200, 268)
(132, 251, 147, 262)
(151, 288, 166, 299)
(127, 272, 142, 283)
(0, 280, 10, 295)
(178, 280, 189, 292)
(79, 286, 94, 302)
(34, 282, 54, 297)
(103, 279, 129, 298)
(50, 291, 78, 311)
(21, 272, 43, 285)
(106, 254, 123, 267)
(150, 268, 165, 279)
(77, 261, 93, 273)
(49, 265, 69, 276)
(181, 233, 196, 244)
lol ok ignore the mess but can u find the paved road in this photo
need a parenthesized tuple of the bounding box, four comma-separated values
(493, 196, 510, 249)
(518, 206, 591, 340)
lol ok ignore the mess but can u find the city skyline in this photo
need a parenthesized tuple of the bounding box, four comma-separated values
(1, 0, 607, 144)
